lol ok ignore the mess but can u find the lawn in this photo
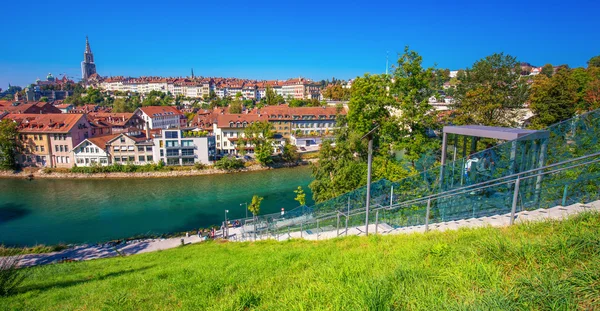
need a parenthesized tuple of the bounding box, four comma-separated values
(2, 213, 600, 310)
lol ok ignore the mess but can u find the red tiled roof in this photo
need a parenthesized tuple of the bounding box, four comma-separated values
(87, 134, 120, 148)
(139, 106, 183, 117)
(216, 114, 267, 128)
(4, 113, 87, 133)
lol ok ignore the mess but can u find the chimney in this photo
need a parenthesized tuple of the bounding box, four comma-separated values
(145, 121, 150, 140)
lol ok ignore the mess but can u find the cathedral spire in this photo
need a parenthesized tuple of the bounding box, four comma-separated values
(85, 36, 92, 53)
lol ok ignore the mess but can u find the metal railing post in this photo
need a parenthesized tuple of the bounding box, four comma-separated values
(345, 213, 349, 236)
(510, 177, 521, 225)
(336, 213, 340, 236)
(316, 219, 320, 240)
(425, 198, 431, 232)
(300, 221, 303, 238)
(562, 185, 568, 206)
(375, 210, 379, 235)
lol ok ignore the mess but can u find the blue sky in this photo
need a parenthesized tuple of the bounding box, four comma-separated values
(1, 0, 599, 89)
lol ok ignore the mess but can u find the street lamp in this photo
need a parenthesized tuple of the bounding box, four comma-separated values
(224, 209, 229, 239)
(361, 124, 379, 236)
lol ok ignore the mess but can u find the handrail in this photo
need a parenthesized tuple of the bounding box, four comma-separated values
(297, 151, 600, 226)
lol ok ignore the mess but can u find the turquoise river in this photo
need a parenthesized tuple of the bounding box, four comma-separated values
(0, 166, 313, 246)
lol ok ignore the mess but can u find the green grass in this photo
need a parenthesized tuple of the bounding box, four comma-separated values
(2, 213, 600, 310)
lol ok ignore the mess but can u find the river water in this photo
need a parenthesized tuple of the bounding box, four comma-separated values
(0, 166, 313, 246)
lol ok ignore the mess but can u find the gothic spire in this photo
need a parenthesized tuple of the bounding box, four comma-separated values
(85, 36, 92, 54)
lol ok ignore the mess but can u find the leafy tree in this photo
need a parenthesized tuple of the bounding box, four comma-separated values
(0, 119, 19, 170)
(453, 53, 528, 127)
(229, 100, 242, 114)
(248, 195, 263, 217)
(541, 64, 554, 78)
(282, 143, 299, 163)
(294, 186, 306, 206)
(528, 68, 578, 128)
(39, 97, 48, 102)
(255, 143, 273, 166)
(588, 55, 600, 68)
(584, 79, 600, 111)
(265, 86, 278, 106)
(322, 84, 351, 101)
(390, 46, 440, 166)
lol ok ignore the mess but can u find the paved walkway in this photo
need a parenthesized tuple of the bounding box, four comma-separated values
(11, 235, 205, 267)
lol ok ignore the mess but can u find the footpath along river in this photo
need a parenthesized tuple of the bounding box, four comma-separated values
(0, 166, 313, 246)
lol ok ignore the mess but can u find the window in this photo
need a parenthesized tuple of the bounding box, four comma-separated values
(128, 146, 134, 151)
(224, 142, 228, 147)
(167, 158, 179, 165)
(85, 147, 89, 153)
(85, 158, 90, 164)
(115, 157, 121, 162)
(120, 138, 125, 143)
(122, 157, 128, 162)
(114, 146, 120, 151)
(59, 145, 64, 152)
(165, 131, 178, 139)
(167, 141, 179, 147)
(55, 145, 59, 152)
(138, 146, 144, 152)
(65, 146, 69, 152)
(66, 156, 70, 163)
(181, 149, 194, 156)
(182, 158, 194, 165)
(41, 146, 44, 152)
(181, 140, 193, 147)
(166, 149, 179, 157)
(146, 155, 153, 162)
(146, 146, 153, 152)
(35, 146, 39, 152)
(129, 156, 135, 162)
(77, 158, 84, 164)
(139, 155, 145, 162)
(95, 148, 99, 153)
(160, 150, 164, 157)
(100, 158, 108, 164)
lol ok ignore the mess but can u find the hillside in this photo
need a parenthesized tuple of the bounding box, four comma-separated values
(2, 213, 600, 310)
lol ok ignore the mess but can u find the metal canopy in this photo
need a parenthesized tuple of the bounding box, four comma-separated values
(443, 125, 549, 141)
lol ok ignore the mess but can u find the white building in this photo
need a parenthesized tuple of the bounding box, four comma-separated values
(72, 134, 115, 166)
(153, 128, 216, 165)
(134, 106, 185, 130)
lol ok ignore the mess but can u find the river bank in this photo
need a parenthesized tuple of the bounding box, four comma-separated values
(0, 160, 315, 179)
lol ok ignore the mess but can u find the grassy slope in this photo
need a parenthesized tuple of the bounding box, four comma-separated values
(2, 213, 600, 311)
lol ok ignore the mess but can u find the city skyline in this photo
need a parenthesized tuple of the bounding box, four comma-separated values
(2, 0, 600, 89)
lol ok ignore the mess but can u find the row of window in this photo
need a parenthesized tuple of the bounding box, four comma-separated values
(53, 134, 68, 140)
(56, 156, 70, 164)
(34, 145, 45, 152)
(55, 145, 69, 152)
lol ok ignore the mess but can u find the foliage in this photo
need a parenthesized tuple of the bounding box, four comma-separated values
(453, 53, 528, 127)
(541, 63, 554, 77)
(229, 99, 242, 114)
(248, 195, 263, 216)
(2, 213, 600, 309)
(214, 156, 244, 171)
(142, 90, 173, 107)
(322, 84, 351, 101)
(528, 68, 578, 128)
(182, 130, 209, 138)
(282, 143, 300, 163)
(0, 248, 27, 296)
(390, 46, 440, 165)
(293, 186, 306, 206)
(0, 119, 19, 170)
(243, 121, 275, 166)
(288, 98, 322, 107)
(112, 96, 141, 113)
(588, 55, 600, 68)
(264, 85, 278, 106)
(70, 163, 173, 174)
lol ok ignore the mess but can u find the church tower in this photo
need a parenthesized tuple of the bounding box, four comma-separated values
(81, 36, 97, 81)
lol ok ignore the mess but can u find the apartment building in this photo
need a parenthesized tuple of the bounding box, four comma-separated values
(3, 113, 92, 168)
(107, 131, 155, 165)
(72, 134, 115, 166)
(212, 114, 267, 155)
(153, 128, 215, 165)
(134, 106, 185, 129)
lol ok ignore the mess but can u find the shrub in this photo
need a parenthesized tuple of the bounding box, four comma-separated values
(194, 162, 207, 170)
(214, 156, 244, 171)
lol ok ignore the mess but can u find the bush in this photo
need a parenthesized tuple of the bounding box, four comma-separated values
(194, 162, 207, 170)
(214, 156, 244, 171)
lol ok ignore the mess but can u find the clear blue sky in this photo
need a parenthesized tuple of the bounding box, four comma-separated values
(1, 0, 599, 89)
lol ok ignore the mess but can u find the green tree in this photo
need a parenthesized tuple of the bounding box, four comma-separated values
(229, 100, 242, 114)
(214, 156, 244, 171)
(453, 53, 528, 127)
(588, 55, 600, 68)
(541, 64, 554, 78)
(255, 143, 273, 166)
(248, 195, 263, 217)
(265, 86, 277, 105)
(39, 97, 48, 102)
(294, 186, 306, 206)
(390, 46, 440, 166)
(0, 119, 19, 170)
(528, 68, 578, 128)
(282, 143, 299, 163)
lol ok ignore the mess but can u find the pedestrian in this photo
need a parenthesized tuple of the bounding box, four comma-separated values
(464, 153, 479, 186)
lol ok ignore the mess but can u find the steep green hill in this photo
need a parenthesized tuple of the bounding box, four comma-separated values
(2, 213, 600, 310)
